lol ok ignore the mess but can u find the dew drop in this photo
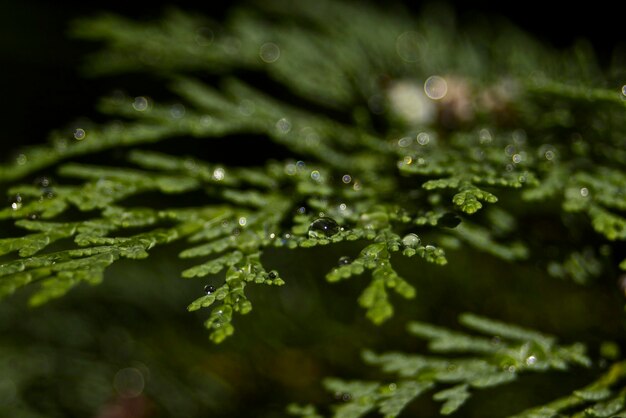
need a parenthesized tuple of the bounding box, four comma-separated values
(113, 368, 145, 398)
(132, 96, 149, 111)
(259, 42, 280, 63)
(479, 129, 493, 144)
(212, 167, 225, 181)
(308, 217, 340, 238)
(204, 285, 216, 294)
(170, 103, 186, 119)
(396, 31, 422, 62)
(338, 256, 352, 266)
(416, 132, 430, 145)
(73, 128, 86, 140)
(15, 154, 27, 166)
(200, 115, 213, 126)
(622, 85, 626, 97)
(438, 212, 461, 228)
(34, 177, 50, 188)
(525, 355, 537, 366)
(424, 75, 447, 100)
(275, 118, 291, 134)
(580, 187, 589, 197)
(342, 174, 352, 184)
(398, 137, 412, 147)
(27, 213, 39, 220)
(10, 194, 22, 211)
(401, 233, 421, 248)
(268, 270, 278, 279)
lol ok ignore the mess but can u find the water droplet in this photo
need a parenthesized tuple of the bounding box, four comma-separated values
(339, 203, 347, 211)
(132, 96, 149, 111)
(388, 383, 397, 391)
(238, 99, 255, 116)
(204, 285, 216, 294)
(438, 213, 461, 228)
(113, 367, 145, 398)
(545, 150, 555, 160)
(34, 177, 50, 188)
(259, 42, 280, 63)
(73, 128, 86, 140)
(27, 213, 39, 220)
(238, 217, 247, 227)
(10, 194, 22, 211)
(310, 170, 321, 181)
(479, 128, 493, 144)
(424, 75, 447, 100)
(398, 137, 412, 147)
(212, 167, 225, 181)
(268, 271, 278, 279)
(285, 163, 297, 175)
(308, 217, 340, 238)
(622, 85, 626, 97)
(275, 118, 291, 134)
(403, 156, 413, 165)
(342, 174, 352, 184)
(401, 233, 421, 248)
(200, 115, 213, 126)
(525, 355, 537, 366)
(338, 256, 352, 266)
(15, 154, 27, 165)
(417, 132, 430, 145)
(42, 188, 55, 199)
(580, 187, 589, 197)
(512, 129, 527, 144)
(395, 31, 423, 62)
(512, 154, 522, 164)
(170, 103, 185, 119)
(505, 144, 516, 156)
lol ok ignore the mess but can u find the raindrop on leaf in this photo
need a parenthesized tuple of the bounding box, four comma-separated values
(401, 233, 421, 248)
(338, 256, 352, 266)
(308, 217, 340, 238)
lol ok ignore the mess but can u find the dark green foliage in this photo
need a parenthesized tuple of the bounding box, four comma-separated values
(1, 0, 625, 416)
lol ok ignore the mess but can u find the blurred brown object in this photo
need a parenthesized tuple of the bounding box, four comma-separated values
(95, 395, 154, 418)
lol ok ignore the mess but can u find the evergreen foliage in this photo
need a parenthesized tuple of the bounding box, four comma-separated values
(1, 0, 625, 416)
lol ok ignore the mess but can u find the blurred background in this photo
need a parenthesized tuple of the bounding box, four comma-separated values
(1, 0, 625, 153)
(0, 1, 625, 417)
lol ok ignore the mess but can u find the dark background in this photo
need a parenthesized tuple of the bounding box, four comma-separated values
(0, 0, 624, 154)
